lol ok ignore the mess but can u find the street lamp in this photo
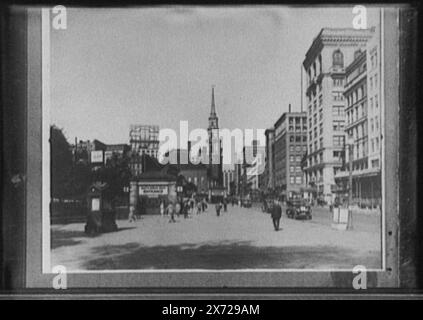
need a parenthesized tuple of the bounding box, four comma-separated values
(346, 134, 354, 230)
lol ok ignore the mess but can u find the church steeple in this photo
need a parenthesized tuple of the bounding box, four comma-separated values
(210, 85, 216, 116)
(208, 85, 218, 129)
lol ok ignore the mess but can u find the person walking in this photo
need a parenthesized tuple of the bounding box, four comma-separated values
(183, 200, 189, 219)
(271, 200, 282, 231)
(215, 201, 222, 217)
(160, 200, 165, 218)
(175, 200, 182, 219)
(223, 197, 228, 212)
(202, 198, 208, 212)
(167, 202, 176, 223)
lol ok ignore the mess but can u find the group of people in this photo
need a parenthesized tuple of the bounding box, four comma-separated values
(160, 197, 209, 223)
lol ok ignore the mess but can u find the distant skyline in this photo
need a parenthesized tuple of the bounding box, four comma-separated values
(50, 5, 381, 148)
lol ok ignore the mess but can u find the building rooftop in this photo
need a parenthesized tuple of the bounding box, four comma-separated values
(303, 27, 375, 69)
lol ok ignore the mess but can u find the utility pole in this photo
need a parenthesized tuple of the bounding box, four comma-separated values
(347, 135, 354, 230)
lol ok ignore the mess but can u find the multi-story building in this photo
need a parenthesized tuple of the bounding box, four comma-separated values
(233, 153, 243, 196)
(104, 144, 130, 163)
(129, 125, 159, 157)
(223, 169, 235, 194)
(264, 128, 275, 190)
(273, 110, 307, 200)
(71, 139, 107, 164)
(302, 28, 374, 203)
(244, 139, 265, 193)
(129, 124, 159, 177)
(334, 26, 382, 208)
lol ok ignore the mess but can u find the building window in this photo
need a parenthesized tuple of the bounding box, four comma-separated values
(332, 49, 344, 68)
(333, 120, 344, 131)
(295, 176, 302, 184)
(333, 92, 344, 101)
(290, 176, 295, 184)
(332, 106, 344, 117)
(333, 135, 345, 147)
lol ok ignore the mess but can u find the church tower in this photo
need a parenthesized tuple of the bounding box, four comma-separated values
(207, 86, 222, 188)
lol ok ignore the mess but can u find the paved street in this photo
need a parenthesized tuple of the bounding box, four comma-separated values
(51, 204, 382, 271)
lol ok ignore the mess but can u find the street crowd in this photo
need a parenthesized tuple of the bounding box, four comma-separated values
(128, 194, 285, 232)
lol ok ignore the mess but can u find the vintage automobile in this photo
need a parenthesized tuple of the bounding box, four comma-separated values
(286, 199, 312, 220)
(241, 197, 252, 208)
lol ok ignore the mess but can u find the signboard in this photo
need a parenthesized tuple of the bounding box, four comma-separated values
(91, 197, 100, 211)
(90, 150, 104, 164)
(139, 184, 168, 197)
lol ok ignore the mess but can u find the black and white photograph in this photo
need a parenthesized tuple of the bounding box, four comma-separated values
(0, 2, 420, 298)
(45, 6, 385, 272)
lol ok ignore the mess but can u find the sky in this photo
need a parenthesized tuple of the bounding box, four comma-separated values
(50, 5, 381, 151)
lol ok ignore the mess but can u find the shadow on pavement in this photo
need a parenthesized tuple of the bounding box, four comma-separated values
(51, 227, 137, 250)
(82, 240, 381, 270)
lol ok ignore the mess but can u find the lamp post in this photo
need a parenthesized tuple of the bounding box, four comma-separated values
(346, 134, 354, 230)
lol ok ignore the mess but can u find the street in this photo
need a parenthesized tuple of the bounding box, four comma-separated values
(51, 204, 382, 271)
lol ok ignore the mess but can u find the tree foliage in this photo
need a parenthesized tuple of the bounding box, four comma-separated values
(50, 125, 73, 199)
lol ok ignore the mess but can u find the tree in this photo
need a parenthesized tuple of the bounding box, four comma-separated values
(97, 152, 131, 200)
(50, 125, 73, 200)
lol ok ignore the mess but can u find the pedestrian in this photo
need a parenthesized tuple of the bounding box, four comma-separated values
(183, 200, 189, 219)
(223, 197, 227, 212)
(128, 206, 136, 223)
(196, 201, 202, 215)
(215, 202, 222, 217)
(231, 197, 235, 207)
(271, 200, 282, 231)
(175, 200, 181, 218)
(160, 200, 165, 218)
(167, 202, 176, 223)
(202, 198, 208, 212)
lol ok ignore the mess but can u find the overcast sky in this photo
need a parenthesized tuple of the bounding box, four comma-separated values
(50, 5, 380, 150)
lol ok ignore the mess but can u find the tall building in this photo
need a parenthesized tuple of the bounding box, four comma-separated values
(245, 139, 265, 192)
(223, 169, 235, 194)
(302, 28, 374, 203)
(334, 26, 382, 208)
(207, 86, 223, 188)
(129, 124, 159, 176)
(264, 128, 275, 190)
(273, 110, 307, 200)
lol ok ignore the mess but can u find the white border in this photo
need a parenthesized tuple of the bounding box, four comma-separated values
(41, 7, 386, 275)
(42, 7, 51, 273)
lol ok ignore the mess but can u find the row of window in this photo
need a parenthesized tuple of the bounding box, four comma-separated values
(346, 102, 367, 125)
(289, 176, 303, 185)
(289, 145, 307, 153)
(289, 135, 307, 143)
(347, 84, 367, 107)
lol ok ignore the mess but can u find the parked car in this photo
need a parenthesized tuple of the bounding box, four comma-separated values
(286, 199, 312, 220)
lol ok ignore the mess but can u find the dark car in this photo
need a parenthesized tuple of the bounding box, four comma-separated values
(286, 199, 312, 220)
